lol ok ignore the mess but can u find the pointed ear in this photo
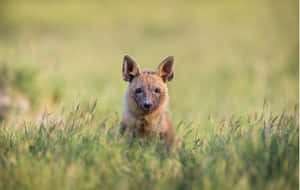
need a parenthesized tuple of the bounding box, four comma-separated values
(122, 55, 140, 82)
(157, 56, 174, 82)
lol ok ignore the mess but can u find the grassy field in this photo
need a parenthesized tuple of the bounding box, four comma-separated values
(0, 0, 299, 189)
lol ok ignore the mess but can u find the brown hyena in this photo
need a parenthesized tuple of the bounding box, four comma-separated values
(120, 55, 177, 146)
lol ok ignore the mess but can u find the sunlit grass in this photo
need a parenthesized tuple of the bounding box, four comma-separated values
(0, 102, 298, 190)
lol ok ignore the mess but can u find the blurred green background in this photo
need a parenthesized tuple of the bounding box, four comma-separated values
(0, 0, 298, 121)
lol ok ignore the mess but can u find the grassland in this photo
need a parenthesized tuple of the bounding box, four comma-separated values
(0, 0, 298, 189)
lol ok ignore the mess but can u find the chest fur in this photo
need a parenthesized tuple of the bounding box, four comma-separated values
(121, 111, 170, 138)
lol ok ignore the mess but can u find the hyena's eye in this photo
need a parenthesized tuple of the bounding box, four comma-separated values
(135, 88, 142, 94)
(154, 88, 160, 93)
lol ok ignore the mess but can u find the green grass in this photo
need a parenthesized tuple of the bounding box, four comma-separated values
(0, 103, 298, 190)
(0, 0, 298, 189)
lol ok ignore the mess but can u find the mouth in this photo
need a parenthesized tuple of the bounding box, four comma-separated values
(139, 106, 153, 114)
(142, 108, 151, 113)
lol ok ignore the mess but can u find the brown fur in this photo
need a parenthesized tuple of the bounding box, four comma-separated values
(121, 55, 177, 146)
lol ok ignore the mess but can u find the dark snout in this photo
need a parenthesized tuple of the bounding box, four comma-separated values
(143, 101, 152, 110)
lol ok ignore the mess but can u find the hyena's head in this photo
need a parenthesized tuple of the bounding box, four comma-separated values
(122, 55, 174, 116)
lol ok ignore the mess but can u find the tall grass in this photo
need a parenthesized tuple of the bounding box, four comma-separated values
(0, 102, 298, 190)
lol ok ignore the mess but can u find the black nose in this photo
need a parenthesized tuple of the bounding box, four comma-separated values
(143, 102, 152, 109)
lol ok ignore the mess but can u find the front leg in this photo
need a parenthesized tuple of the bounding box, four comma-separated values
(120, 120, 128, 135)
(120, 117, 138, 138)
